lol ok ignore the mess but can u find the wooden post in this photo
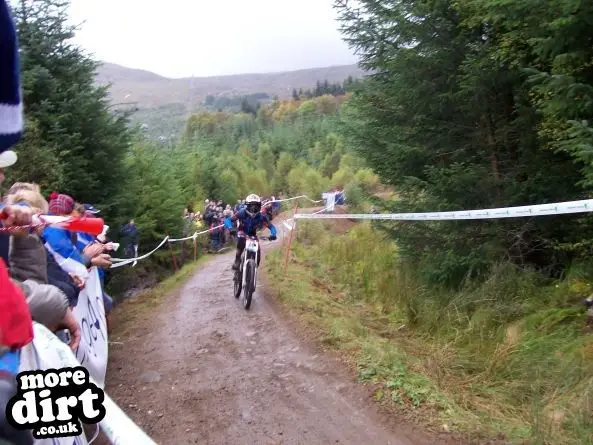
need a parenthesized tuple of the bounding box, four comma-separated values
(283, 201, 299, 277)
(166, 232, 179, 271)
(193, 235, 197, 262)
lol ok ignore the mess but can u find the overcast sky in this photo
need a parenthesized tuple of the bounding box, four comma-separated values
(66, 0, 359, 78)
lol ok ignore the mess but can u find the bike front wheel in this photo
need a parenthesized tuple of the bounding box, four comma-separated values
(233, 268, 242, 299)
(243, 259, 255, 310)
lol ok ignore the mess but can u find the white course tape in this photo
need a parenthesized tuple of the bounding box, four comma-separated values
(168, 224, 224, 243)
(266, 195, 323, 206)
(284, 205, 333, 229)
(294, 198, 593, 221)
(168, 233, 196, 242)
(109, 193, 324, 268)
(109, 236, 170, 268)
(283, 221, 294, 231)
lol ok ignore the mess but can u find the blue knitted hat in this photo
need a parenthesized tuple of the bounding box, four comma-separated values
(0, 0, 23, 153)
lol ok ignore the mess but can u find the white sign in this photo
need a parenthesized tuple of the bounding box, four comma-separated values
(71, 268, 109, 388)
(19, 324, 90, 445)
(321, 193, 336, 212)
(19, 323, 158, 445)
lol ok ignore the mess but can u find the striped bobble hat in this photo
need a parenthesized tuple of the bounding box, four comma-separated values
(0, 0, 23, 152)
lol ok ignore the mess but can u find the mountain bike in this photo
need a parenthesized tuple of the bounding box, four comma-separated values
(233, 236, 260, 310)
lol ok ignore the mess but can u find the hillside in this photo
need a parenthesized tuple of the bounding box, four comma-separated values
(95, 62, 366, 109)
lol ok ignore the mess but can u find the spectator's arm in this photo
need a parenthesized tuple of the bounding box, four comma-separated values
(12, 279, 69, 329)
(42, 227, 90, 278)
(46, 250, 81, 307)
(0, 202, 34, 230)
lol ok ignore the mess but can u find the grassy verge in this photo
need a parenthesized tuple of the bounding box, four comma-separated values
(265, 220, 593, 445)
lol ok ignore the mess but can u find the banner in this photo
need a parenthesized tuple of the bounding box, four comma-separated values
(321, 193, 336, 212)
(294, 198, 593, 221)
(19, 323, 157, 445)
(71, 268, 108, 388)
(19, 324, 90, 445)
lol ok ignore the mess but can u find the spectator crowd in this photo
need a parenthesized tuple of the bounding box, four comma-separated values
(183, 196, 281, 252)
(0, 181, 119, 342)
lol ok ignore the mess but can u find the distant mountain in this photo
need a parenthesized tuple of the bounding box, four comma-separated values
(95, 62, 366, 109)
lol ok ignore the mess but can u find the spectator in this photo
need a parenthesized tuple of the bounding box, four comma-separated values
(209, 217, 222, 252)
(264, 202, 274, 221)
(2, 184, 72, 346)
(43, 193, 110, 281)
(182, 210, 194, 238)
(1, 184, 77, 335)
(204, 205, 217, 227)
(71, 202, 99, 251)
(46, 248, 82, 307)
(5, 184, 51, 283)
(71, 202, 114, 317)
(335, 188, 345, 205)
(270, 196, 280, 216)
(0, 5, 70, 442)
(120, 218, 139, 259)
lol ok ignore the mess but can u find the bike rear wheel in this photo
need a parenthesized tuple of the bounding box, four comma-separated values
(243, 259, 255, 310)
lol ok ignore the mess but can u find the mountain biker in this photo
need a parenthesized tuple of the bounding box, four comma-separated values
(224, 194, 277, 271)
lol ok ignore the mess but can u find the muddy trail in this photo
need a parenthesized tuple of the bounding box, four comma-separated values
(104, 221, 460, 445)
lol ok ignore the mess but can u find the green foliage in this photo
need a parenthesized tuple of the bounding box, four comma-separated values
(202, 92, 270, 112)
(116, 143, 186, 243)
(293, 77, 362, 100)
(131, 103, 188, 142)
(335, 0, 593, 287)
(343, 183, 364, 210)
(116, 87, 364, 278)
(10, 0, 131, 213)
(275, 222, 593, 444)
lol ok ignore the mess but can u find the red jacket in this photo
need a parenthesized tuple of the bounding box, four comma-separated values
(0, 258, 33, 349)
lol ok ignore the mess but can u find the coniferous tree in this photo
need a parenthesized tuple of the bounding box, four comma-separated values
(335, 0, 590, 285)
(11, 0, 131, 212)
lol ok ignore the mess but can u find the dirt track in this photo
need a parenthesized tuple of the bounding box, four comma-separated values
(104, 226, 457, 445)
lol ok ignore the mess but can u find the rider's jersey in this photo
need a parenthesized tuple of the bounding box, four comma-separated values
(224, 209, 277, 238)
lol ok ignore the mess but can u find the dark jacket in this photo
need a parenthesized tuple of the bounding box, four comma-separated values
(9, 233, 48, 284)
(46, 249, 81, 307)
(0, 234, 8, 269)
(120, 223, 139, 245)
(9, 233, 70, 327)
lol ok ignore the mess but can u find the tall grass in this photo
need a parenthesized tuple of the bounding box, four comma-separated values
(269, 221, 593, 444)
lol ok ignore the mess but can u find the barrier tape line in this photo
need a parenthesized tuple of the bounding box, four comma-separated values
(265, 195, 323, 206)
(168, 224, 225, 242)
(109, 236, 170, 268)
(284, 205, 334, 229)
(294, 198, 593, 221)
(108, 194, 329, 268)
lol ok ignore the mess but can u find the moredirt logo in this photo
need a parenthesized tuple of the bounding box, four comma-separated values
(5, 367, 105, 439)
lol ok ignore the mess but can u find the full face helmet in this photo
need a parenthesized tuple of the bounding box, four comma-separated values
(245, 194, 262, 217)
